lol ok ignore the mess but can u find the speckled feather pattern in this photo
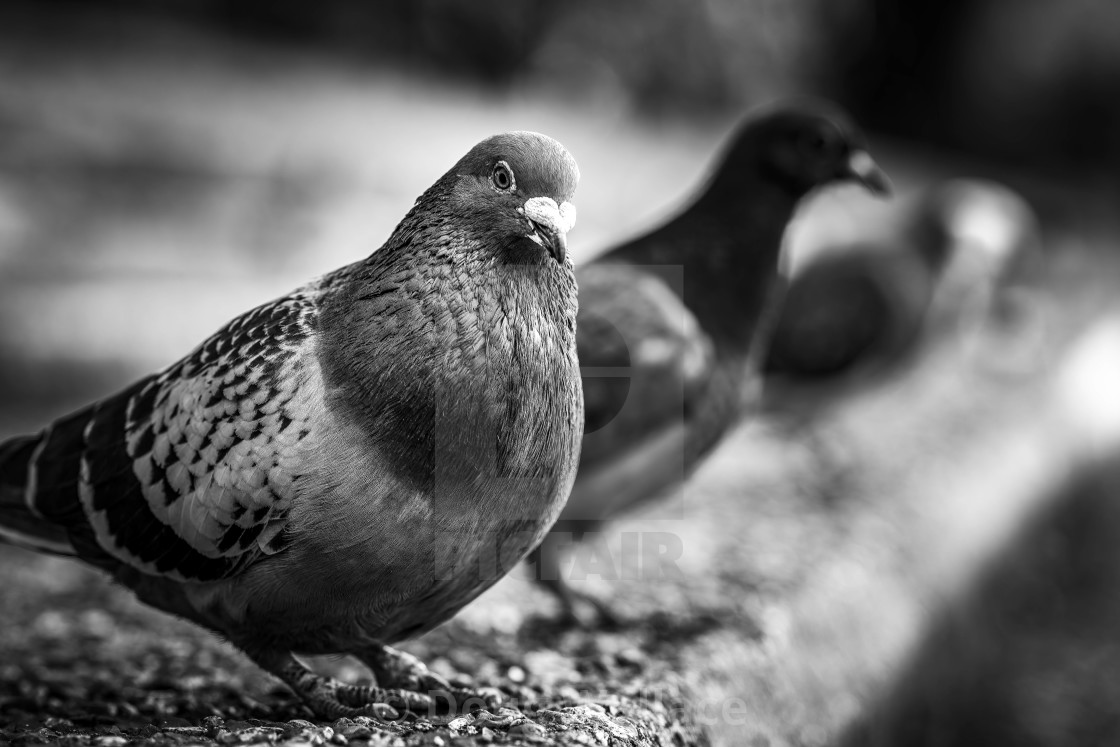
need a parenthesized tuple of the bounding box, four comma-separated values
(17, 284, 329, 581)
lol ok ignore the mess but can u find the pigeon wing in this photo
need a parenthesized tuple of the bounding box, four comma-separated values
(576, 263, 716, 472)
(25, 282, 327, 581)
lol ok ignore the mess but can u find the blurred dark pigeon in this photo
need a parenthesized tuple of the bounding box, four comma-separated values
(763, 179, 1043, 391)
(0, 131, 584, 720)
(527, 102, 891, 624)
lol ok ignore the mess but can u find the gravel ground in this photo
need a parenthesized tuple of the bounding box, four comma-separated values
(0, 540, 710, 746)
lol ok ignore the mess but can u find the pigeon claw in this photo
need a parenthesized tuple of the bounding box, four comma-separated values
(360, 644, 506, 715)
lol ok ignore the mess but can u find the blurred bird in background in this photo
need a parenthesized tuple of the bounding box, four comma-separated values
(762, 178, 1045, 422)
(0, 131, 584, 720)
(526, 102, 891, 625)
(931, 180, 1047, 370)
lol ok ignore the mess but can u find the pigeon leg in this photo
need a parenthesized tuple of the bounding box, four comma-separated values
(528, 543, 621, 629)
(358, 644, 503, 713)
(538, 574, 621, 629)
(252, 649, 428, 721)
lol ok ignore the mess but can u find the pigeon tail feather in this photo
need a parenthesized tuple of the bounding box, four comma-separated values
(0, 433, 77, 556)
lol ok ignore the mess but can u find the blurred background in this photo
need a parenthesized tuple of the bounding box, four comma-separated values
(1, 0, 1118, 423)
(2, 2, 1120, 745)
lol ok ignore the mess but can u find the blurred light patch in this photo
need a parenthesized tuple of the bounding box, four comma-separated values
(1056, 312, 1120, 454)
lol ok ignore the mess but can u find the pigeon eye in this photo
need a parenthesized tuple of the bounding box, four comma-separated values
(491, 161, 515, 192)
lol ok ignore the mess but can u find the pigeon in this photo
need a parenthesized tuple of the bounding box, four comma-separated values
(0, 131, 583, 720)
(762, 178, 1043, 393)
(526, 102, 891, 623)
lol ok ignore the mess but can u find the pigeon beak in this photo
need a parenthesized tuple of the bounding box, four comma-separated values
(523, 197, 577, 265)
(845, 150, 892, 197)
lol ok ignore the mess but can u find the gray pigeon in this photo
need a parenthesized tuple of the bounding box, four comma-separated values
(0, 131, 583, 719)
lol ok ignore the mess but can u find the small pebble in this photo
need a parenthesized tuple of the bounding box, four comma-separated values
(532, 710, 565, 724)
(616, 648, 645, 667)
(287, 719, 316, 730)
(508, 722, 546, 738)
(446, 716, 472, 732)
(556, 685, 581, 702)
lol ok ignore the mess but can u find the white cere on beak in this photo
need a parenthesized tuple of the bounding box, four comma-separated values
(848, 150, 876, 179)
(521, 196, 577, 237)
(847, 150, 892, 196)
(520, 197, 577, 263)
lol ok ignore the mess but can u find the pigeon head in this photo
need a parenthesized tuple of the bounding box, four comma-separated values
(447, 131, 580, 265)
(716, 101, 892, 200)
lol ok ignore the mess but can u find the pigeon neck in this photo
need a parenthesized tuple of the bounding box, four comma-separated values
(677, 182, 799, 352)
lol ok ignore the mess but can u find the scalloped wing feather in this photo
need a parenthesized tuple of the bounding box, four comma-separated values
(30, 281, 329, 581)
